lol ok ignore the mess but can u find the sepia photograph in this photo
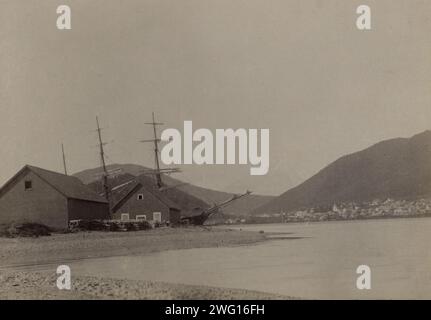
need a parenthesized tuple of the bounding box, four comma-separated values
(0, 0, 430, 306)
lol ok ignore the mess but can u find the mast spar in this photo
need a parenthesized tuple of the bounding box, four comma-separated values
(61, 143, 68, 175)
(95, 116, 112, 214)
(140, 112, 180, 189)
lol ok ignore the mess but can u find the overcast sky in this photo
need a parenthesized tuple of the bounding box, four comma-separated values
(1, 0, 430, 195)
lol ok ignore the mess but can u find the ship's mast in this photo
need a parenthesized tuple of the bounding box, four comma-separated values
(141, 112, 180, 189)
(142, 112, 164, 188)
(96, 116, 111, 214)
(61, 143, 68, 175)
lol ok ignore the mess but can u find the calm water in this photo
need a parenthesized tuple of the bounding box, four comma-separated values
(54, 218, 431, 298)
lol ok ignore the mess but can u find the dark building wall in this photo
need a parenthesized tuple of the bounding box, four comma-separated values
(113, 186, 172, 222)
(169, 209, 181, 225)
(0, 171, 68, 229)
(67, 199, 110, 221)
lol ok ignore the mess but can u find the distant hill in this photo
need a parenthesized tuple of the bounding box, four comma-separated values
(73, 164, 274, 215)
(85, 172, 210, 214)
(74, 164, 147, 184)
(253, 131, 431, 214)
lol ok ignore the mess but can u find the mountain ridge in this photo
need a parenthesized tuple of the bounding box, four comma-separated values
(252, 130, 431, 214)
(73, 164, 274, 215)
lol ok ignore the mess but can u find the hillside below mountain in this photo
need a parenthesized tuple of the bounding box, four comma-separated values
(73, 164, 274, 215)
(253, 130, 431, 214)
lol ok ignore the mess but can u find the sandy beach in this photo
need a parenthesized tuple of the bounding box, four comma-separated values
(0, 227, 264, 267)
(0, 271, 290, 300)
(0, 227, 293, 299)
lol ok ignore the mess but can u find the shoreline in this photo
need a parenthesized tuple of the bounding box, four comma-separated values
(0, 226, 266, 268)
(0, 226, 291, 299)
(223, 213, 431, 228)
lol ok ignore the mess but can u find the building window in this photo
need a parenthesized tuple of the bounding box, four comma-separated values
(24, 180, 32, 191)
(136, 215, 147, 221)
(153, 212, 162, 223)
(137, 194, 144, 200)
(121, 213, 130, 221)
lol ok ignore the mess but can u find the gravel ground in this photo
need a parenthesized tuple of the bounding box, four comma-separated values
(0, 227, 265, 267)
(0, 227, 290, 299)
(0, 271, 293, 300)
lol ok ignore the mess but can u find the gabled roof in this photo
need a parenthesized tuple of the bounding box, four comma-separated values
(112, 174, 181, 212)
(0, 165, 108, 203)
(111, 180, 140, 209)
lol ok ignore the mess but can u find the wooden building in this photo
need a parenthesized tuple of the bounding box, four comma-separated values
(111, 175, 181, 224)
(0, 165, 110, 229)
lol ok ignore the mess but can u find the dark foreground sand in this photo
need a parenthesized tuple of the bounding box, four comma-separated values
(0, 227, 293, 299)
(0, 271, 292, 300)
